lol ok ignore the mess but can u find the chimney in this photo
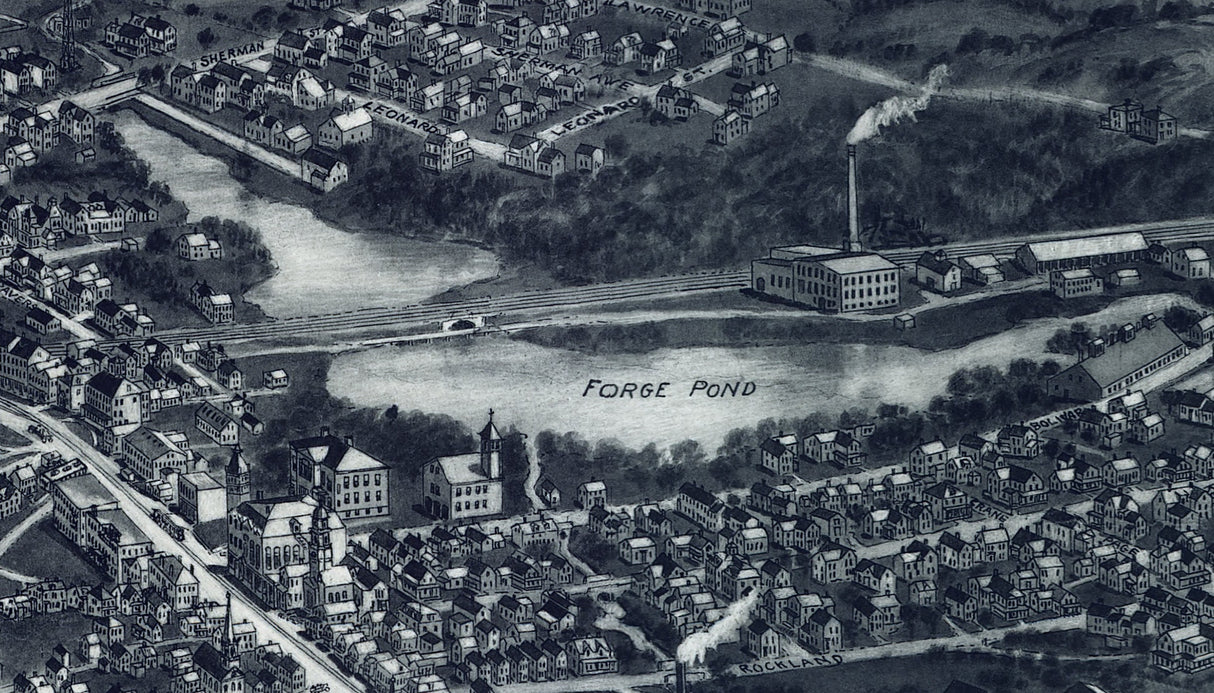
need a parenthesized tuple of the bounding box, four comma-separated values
(345, 435, 354, 447)
(846, 145, 862, 252)
(676, 661, 688, 693)
(321, 426, 330, 437)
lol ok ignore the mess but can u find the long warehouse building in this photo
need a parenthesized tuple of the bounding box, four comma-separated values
(1015, 232, 1149, 274)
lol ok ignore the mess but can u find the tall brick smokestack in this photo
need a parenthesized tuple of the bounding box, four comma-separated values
(676, 662, 687, 693)
(847, 144, 862, 252)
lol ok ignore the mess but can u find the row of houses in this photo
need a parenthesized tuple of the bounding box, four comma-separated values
(3, 100, 96, 152)
(102, 13, 178, 58)
(169, 62, 266, 115)
(0, 191, 154, 251)
(0, 47, 58, 97)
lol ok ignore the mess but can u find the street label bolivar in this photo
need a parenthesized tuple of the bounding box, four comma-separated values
(583, 379, 757, 398)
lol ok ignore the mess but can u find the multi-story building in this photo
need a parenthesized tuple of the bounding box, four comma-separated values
(121, 426, 190, 481)
(422, 412, 505, 521)
(751, 245, 901, 313)
(420, 131, 473, 172)
(289, 429, 390, 519)
(227, 494, 348, 608)
(83, 372, 143, 434)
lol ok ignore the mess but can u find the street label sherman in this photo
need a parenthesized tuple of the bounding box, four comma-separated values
(191, 41, 267, 70)
(582, 379, 757, 398)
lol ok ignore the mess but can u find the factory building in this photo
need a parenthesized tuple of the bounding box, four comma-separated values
(1015, 232, 1148, 275)
(749, 145, 901, 313)
(1047, 321, 1188, 402)
(751, 249, 900, 313)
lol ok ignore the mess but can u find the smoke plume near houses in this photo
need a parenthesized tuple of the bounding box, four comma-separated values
(676, 589, 760, 666)
(846, 64, 950, 144)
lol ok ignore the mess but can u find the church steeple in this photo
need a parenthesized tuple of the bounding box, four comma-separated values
(479, 409, 502, 479)
(309, 488, 334, 574)
(220, 591, 239, 665)
(226, 445, 250, 512)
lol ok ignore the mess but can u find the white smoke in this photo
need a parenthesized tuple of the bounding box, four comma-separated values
(846, 64, 950, 145)
(676, 589, 760, 666)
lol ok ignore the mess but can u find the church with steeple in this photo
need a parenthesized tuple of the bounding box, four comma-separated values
(421, 410, 507, 521)
(192, 593, 247, 693)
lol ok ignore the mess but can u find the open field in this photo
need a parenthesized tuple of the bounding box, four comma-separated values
(0, 611, 93, 678)
(0, 518, 103, 586)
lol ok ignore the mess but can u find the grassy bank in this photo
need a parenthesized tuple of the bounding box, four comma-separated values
(511, 287, 1127, 355)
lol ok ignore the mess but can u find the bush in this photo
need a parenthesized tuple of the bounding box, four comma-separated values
(197, 28, 217, 47)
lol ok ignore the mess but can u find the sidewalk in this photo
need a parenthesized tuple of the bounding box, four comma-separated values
(132, 93, 301, 179)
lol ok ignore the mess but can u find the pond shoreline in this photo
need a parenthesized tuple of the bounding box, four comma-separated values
(111, 108, 501, 319)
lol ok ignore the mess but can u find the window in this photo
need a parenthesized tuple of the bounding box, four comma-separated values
(343, 476, 349, 489)
(353, 474, 359, 488)
(344, 494, 350, 505)
(375, 474, 381, 486)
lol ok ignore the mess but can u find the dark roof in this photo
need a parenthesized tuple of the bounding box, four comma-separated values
(302, 148, 342, 170)
(916, 252, 959, 276)
(88, 371, 127, 398)
(193, 643, 236, 680)
(679, 482, 717, 506)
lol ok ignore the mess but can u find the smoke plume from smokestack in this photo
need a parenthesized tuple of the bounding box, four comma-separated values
(846, 64, 950, 145)
(676, 589, 760, 666)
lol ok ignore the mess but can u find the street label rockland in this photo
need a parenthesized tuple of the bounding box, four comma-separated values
(582, 379, 756, 398)
(735, 655, 846, 674)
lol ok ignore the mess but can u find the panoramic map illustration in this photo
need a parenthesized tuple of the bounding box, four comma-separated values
(0, 0, 1213, 691)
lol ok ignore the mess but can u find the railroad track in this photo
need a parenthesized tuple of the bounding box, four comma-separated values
(42, 218, 1214, 352)
(74, 270, 752, 350)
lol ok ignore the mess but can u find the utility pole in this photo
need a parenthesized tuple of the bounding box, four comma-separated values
(60, 0, 81, 73)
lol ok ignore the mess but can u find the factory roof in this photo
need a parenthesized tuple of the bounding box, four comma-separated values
(961, 254, 1000, 269)
(814, 252, 899, 274)
(770, 244, 843, 260)
(1053, 324, 1185, 389)
(1022, 232, 1148, 262)
(1057, 268, 1096, 280)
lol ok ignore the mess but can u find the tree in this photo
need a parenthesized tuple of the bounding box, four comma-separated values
(184, 3, 200, 15)
(144, 228, 172, 253)
(793, 32, 815, 52)
(197, 28, 217, 48)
